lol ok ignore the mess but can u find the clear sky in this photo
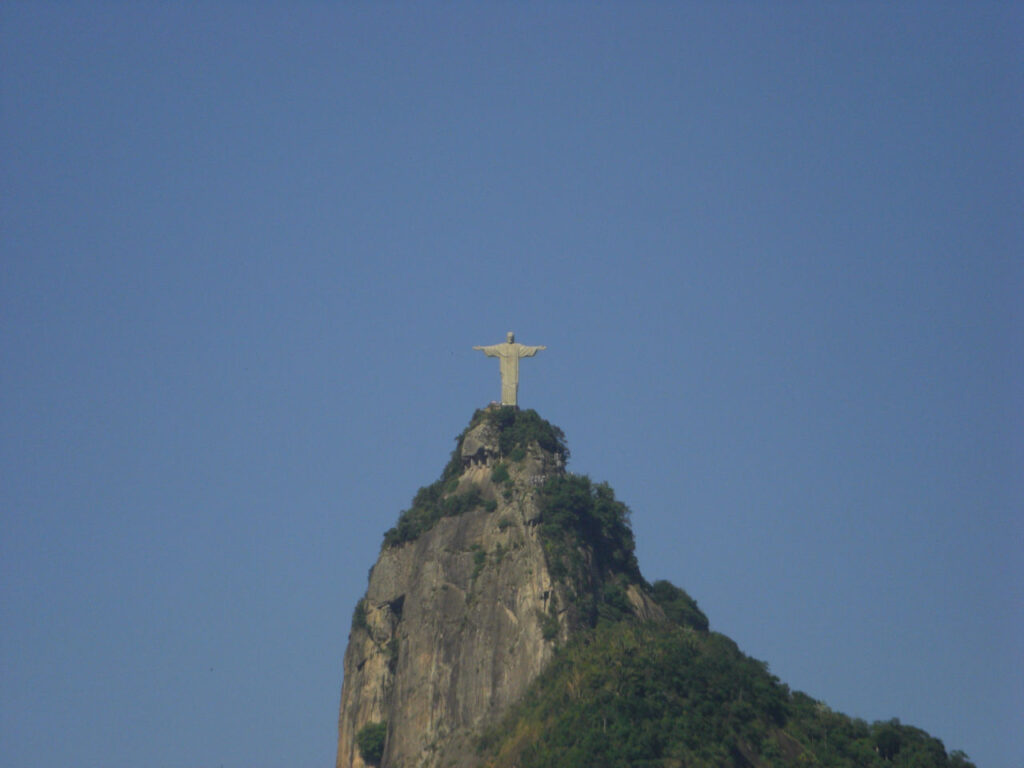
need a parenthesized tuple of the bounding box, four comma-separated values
(1, 3, 1020, 767)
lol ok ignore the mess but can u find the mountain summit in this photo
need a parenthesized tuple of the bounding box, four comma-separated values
(336, 408, 974, 768)
(336, 407, 659, 768)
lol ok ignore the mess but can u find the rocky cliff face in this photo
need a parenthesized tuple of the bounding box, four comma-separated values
(337, 411, 980, 768)
(335, 408, 657, 768)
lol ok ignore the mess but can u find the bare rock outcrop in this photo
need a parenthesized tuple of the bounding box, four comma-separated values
(336, 409, 657, 768)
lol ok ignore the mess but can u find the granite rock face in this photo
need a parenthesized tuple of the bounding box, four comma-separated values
(335, 411, 657, 768)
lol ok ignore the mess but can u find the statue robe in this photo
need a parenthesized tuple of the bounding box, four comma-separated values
(475, 342, 544, 406)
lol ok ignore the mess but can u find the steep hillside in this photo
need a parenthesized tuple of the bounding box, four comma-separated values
(336, 407, 659, 768)
(337, 408, 975, 768)
(478, 612, 976, 768)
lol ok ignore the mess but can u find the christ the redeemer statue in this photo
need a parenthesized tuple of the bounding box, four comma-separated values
(473, 332, 546, 407)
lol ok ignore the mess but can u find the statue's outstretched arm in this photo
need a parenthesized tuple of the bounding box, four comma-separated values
(474, 344, 502, 357)
(518, 345, 546, 357)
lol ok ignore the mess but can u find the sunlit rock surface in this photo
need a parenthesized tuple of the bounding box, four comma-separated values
(335, 412, 655, 768)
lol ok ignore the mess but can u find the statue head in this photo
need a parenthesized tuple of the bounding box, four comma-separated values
(507, 331, 515, 343)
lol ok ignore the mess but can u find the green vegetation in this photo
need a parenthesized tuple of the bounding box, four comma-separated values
(480, 462, 970, 767)
(383, 484, 486, 548)
(484, 406, 569, 463)
(536, 474, 643, 628)
(356, 721, 387, 766)
(471, 545, 487, 580)
(351, 598, 368, 632)
(491, 461, 511, 484)
(373, 408, 972, 767)
(479, 617, 975, 768)
(650, 579, 709, 632)
(539, 594, 560, 641)
(538, 475, 640, 582)
(382, 408, 568, 548)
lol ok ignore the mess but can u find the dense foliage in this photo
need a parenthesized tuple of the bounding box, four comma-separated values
(382, 408, 568, 548)
(650, 579, 710, 632)
(536, 474, 644, 628)
(382, 483, 486, 547)
(355, 721, 387, 766)
(484, 406, 569, 463)
(351, 598, 368, 632)
(479, 617, 975, 768)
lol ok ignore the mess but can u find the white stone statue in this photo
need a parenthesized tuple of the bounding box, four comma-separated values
(473, 332, 546, 406)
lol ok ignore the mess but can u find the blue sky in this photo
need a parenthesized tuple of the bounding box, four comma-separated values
(1, 3, 1021, 767)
